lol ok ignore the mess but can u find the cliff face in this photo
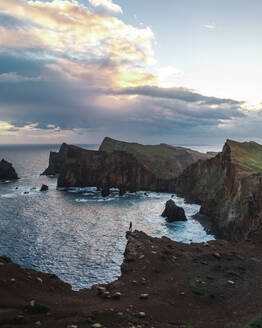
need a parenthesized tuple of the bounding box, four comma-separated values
(42, 143, 86, 175)
(175, 140, 262, 240)
(43, 138, 213, 192)
(57, 147, 171, 192)
(0, 159, 18, 180)
(99, 137, 214, 179)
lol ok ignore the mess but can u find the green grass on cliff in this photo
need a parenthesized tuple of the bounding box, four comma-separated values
(228, 140, 262, 173)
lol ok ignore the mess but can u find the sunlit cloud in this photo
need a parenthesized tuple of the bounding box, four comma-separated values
(0, 0, 259, 144)
(88, 0, 123, 14)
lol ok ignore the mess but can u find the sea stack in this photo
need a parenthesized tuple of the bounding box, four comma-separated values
(161, 199, 187, 222)
(0, 159, 18, 180)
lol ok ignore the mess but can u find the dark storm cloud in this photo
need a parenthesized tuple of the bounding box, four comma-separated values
(107, 86, 244, 106)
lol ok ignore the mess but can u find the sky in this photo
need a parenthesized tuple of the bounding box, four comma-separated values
(0, 0, 261, 145)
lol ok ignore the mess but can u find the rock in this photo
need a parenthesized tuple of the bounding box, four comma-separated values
(112, 292, 122, 300)
(174, 139, 262, 240)
(43, 139, 213, 192)
(97, 286, 106, 295)
(161, 199, 187, 222)
(92, 324, 102, 328)
(139, 294, 149, 300)
(119, 186, 126, 196)
(213, 252, 222, 260)
(138, 312, 146, 318)
(102, 291, 111, 299)
(67, 325, 78, 328)
(101, 187, 110, 197)
(40, 184, 48, 192)
(26, 300, 50, 314)
(0, 159, 18, 180)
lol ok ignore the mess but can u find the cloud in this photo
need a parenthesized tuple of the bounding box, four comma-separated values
(0, 72, 43, 83)
(0, 0, 153, 64)
(88, 0, 123, 14)
(107, 86, 244, 106)
(0, 0, 260, 145)
(204, 23, 216, 29)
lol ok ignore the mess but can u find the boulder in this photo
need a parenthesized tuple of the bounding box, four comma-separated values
(40, 184, 48, 192)
(161, 199, 187, 222)
(0, 159, 18, 180)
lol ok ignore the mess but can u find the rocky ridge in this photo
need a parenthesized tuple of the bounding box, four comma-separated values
(99, 137, 215, 179)
(43, 138, 213, 194)
(174, 139, 262, 240)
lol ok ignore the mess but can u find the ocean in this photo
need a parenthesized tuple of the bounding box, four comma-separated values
(0, 144, 218, 290)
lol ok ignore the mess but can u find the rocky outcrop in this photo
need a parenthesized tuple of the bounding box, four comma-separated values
(3, 230, 262, 328)
(57, 147, 172, 192)
(43, 138, 214, 193)
(99, 137, 215, 179)
(161, 199, 187, 222)
(0, 159, 18, 180)
(40, 184, 48, 192)
(41, 143, 88, 175)
(175, 139, 262, 240)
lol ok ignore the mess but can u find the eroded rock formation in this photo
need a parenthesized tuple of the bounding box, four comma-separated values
(99, 137, 215, 179)
(0, 159, 18, 180)
(161, 199, 187, 222)
(175, 139, 262, 240)
(43, 138, 213, 193)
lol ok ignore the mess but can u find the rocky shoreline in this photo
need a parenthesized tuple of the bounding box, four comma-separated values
(1, 230, 262, 328)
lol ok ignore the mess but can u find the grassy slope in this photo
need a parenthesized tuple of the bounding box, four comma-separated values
(228, 140, 262, 174)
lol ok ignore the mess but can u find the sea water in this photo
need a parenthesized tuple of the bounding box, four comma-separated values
(0, 144, 216, 290)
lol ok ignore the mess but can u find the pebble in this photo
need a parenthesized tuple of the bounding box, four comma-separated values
(140, 293, 149, 300)
(35, 321, 41, 326)
(36, 277, 43, 283)
(103, 291, 111, 299)
(213, 252, 222, 259)
(67, 325, 78, 328)
(228, 280, 235, 285)
(92, 324, 102, 328)
(30, 300, 36, 307)
(0, 262, 4, 267)
(10, 278, 16, 283)
(139, 254, 145, 259)
(139, 312, 146, 318)
(112, 292, 122, 300)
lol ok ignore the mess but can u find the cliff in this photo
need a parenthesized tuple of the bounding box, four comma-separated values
(0, 159, 18, 180)
(99, 137, 214, 179)
(175, 139, 262, 240)
(41, 143, 87, 175)
(2, 230, 262, 328)
(43, 138, 213, 192)
(57, 147, 171, 192)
